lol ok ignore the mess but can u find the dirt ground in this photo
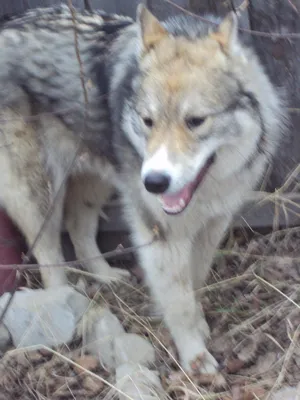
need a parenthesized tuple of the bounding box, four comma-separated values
(0, 226, 299, 399)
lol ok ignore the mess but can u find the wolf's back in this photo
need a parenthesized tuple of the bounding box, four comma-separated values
(0, 5, 133, 147)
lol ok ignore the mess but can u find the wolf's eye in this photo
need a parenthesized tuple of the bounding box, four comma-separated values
(142, 117, 154, 128)
(185, 117, 206, 130)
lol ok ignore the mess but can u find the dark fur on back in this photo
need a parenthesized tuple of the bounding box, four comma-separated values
(0, 5, 133, 162)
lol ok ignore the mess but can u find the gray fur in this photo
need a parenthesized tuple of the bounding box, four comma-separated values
(0, 4, 287, 375)
(0, 5, 133, 160)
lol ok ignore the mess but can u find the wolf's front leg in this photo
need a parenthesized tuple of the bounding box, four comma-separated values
(192, 214, 231, 292)
(132, 220, 218, 374)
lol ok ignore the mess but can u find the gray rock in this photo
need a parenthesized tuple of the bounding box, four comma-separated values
(0, 286, 89, 348)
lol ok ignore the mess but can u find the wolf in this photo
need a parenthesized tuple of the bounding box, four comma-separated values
(0, 4, 285, 374)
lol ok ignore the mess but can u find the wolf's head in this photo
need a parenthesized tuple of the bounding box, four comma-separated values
(121, 5, 278, 215)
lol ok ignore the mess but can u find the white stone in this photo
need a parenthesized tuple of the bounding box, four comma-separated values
(0, 286, 89, 348)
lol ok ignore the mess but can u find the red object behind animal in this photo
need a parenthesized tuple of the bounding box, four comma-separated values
(0, 210, 23, 295)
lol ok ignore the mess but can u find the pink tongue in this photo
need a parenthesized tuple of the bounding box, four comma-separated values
(161, 182, 193, 208)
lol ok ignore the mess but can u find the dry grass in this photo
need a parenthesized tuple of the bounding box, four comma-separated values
(1, 223, 300, 400)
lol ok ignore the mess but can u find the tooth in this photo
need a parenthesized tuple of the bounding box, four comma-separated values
(179, 199, 185, 207)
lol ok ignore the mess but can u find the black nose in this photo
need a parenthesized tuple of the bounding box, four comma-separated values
(143, 172, 170, 194)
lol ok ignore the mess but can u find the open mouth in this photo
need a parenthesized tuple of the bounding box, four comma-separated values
(159, 153, 216, 215)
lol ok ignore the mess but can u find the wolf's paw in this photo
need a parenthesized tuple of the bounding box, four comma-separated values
(189, 352, 226, 387)
(183, 348, 226, 386)
(179, 333, 218, 375)
(88, 265, 131, 289)
(188, 350, 219, 375)
(98, 266, 131, 285)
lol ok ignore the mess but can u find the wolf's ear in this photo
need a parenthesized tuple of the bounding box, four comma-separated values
(211, 12, 239, 54)
(137, 4, 168, 52)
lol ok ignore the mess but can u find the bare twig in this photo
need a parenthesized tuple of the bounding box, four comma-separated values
(164, 0, 300, 39)
(0, 272, 21, 322)
(68, 0, 89, 107)
(267, 323, 300, 398)
(0, 235, 156, 271)
(253, 273, 300, 310)
(287, 0, 299, 14)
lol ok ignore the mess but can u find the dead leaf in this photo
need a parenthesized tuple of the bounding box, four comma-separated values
(82, 375, 104, 395)
(236, 334, 260, 363)
(26, 350, 43, 363)
(243, 387, 267, 400)
(243, 352, 277, 376)
(39, 348, 52, 357)
(198, 373, 226, 388)
(225, 358, 245, 373)
(73, 355, 99, 374)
